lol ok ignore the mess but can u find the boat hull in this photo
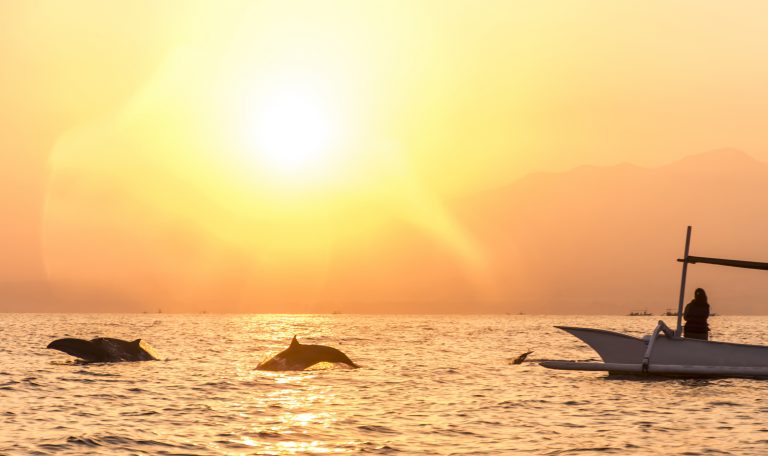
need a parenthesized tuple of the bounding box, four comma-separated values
(540, 360, 768, 378)
(543, 326, 768, 377)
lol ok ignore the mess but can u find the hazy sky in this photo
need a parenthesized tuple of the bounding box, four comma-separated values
(3, 1, 768, 311)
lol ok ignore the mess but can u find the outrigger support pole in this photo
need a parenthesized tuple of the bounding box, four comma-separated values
(642, 320, 676, 372)
(675, 226, 692, 337)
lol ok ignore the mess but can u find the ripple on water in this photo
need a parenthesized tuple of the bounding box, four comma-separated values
(709, 401, 742, 407)
(359, 444, 402, 453)
(358, 425, 398, 434)
(33, 434, 204, 455)
(120, 410, 159, 416)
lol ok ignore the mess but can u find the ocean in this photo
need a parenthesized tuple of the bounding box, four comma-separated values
(3, 314, 768, 455)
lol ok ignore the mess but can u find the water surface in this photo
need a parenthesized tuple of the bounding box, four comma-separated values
(2, 314, 768, 455)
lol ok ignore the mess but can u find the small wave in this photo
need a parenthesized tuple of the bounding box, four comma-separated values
(473, 420, 503, 426)
(21, 377, 42, 387)
(162, 404, 213, 413)
(37, 443, 72, 453)
(709, 401, 742, 407)
(120, 410, 159, 416)
(360, 444, 401, 453)
(545, 447, 619, 455)
(0, 381, 19, 387)
(358, 425, 398, 434)
(558, 422, 588, 429)
(58, 377, 96, 384)
(195, 380, 235, 390)
(218, 439, 264, 450)
(66, 436, 101, 447)
(434, 367, 459, 374)
(433, 427, 482, 437)
(498, 399, 549, 407)
(46, 434, 199, 451)
(467, 326, 500, 336)
(84, 393, 131, 400)
(74, 370, 120, 377)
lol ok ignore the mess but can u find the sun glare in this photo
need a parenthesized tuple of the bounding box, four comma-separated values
(248, 87, 339, 181)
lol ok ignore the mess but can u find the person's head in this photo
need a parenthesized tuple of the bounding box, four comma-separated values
(694, 288, 707, 302)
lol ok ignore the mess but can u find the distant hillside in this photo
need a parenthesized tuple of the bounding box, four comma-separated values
(21, 149, 768, 314)
(323, 149, 768, 314)
(459, 148, 768, 314)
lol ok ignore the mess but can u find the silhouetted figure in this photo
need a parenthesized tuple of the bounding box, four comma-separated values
(683, 288, 710, 340)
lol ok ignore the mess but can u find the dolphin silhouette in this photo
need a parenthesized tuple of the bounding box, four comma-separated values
(257, 336, 359, 371)
(512, 350, 534, 365)
(47, 338, 160, 363)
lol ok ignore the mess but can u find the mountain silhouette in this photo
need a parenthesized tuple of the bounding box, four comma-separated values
(14, 149, 768, 314)
(323, 149, 768, 314)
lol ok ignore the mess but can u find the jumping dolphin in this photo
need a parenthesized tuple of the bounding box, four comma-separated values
(511, 350, 534, 365)
(47, 338, 160, 363)
(257, 336, 359, 371)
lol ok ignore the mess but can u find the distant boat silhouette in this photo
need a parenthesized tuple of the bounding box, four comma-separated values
(664, 309, 717, 316)
(628, 310, 652, 316)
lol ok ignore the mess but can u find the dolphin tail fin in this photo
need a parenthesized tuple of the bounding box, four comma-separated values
(512, 350, 534, 365)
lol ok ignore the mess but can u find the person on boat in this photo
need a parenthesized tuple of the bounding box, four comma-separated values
(683, 288, 710, 340)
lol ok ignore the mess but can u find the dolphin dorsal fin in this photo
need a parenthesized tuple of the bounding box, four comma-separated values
(132, 339, 142, 346)
(290, 335, 300, 347)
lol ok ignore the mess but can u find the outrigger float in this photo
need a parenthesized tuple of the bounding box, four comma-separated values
(541, 226, 768, 378)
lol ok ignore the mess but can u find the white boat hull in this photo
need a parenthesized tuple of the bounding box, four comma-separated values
(540, 360, 768, 378)
(542, 326, 768, 377)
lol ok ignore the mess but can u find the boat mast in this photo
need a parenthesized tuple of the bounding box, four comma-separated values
(675, 226, 692, 336)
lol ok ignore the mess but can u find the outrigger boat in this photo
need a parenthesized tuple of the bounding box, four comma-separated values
(541, 226, 768, 378)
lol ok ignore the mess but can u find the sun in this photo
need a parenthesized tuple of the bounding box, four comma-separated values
(247, 87, 340, 181)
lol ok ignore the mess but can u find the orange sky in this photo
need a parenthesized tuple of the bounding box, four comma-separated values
(3, 1, 768, 312)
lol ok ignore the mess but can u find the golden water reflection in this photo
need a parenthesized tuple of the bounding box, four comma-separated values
(9, 314, 768, 454)
(228, 358, 347, 454)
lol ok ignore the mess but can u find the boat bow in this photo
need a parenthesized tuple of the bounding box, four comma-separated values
(554, 326, 646, 364)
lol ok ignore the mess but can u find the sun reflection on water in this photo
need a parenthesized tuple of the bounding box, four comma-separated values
(225, 353, 347, 455)
(273, 373, 315, 385)
(277, 440, 341, 454)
